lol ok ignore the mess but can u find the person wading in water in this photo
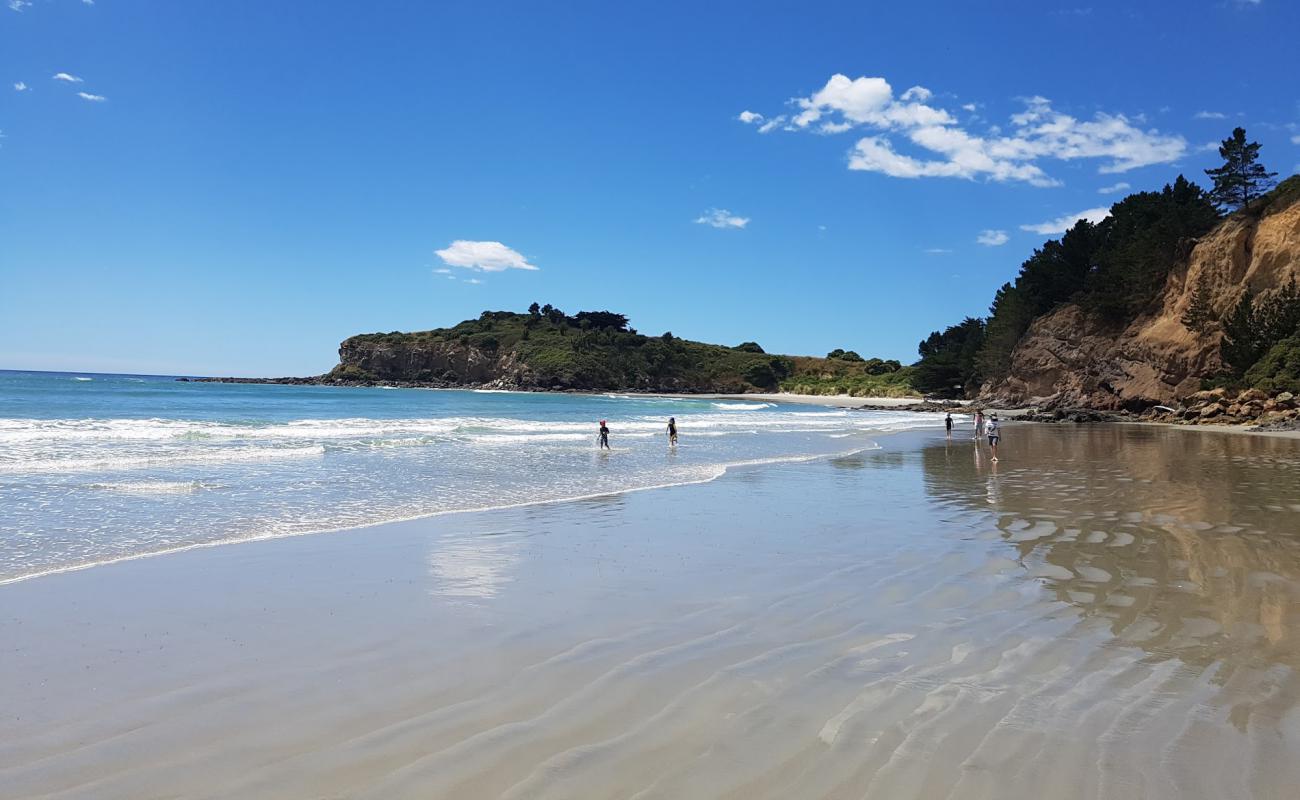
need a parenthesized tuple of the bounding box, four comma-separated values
(987, 414, 1001, 462)
(598, 420, 610, 450)
(667, 417, 678, 446)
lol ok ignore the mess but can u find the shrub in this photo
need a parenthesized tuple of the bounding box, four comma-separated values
(735, 341, 765, 353)
(1244, 335, 1300, 393)
(743, 361, 778, 389)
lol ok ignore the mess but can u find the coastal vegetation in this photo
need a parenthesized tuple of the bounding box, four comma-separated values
(332, 308, 916, 395)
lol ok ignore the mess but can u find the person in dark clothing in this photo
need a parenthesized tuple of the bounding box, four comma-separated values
(944, 413, 953, 437)
(598, 420, 610, 450)
(667, 417, 678, 446)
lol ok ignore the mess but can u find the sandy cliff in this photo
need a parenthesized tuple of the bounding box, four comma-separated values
(990, 191, 1300, 410)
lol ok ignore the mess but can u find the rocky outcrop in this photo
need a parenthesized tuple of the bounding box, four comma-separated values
(988, 194, 1300, 411)
(333, 338, 536, 388)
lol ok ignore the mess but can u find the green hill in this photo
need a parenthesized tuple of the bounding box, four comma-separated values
(327, 307, 917, 397)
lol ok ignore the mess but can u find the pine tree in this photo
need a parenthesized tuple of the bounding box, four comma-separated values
(1221, 291, 1261, 375)
(1204, 127, 1277, 212)
(1181, 275, 1214, 333)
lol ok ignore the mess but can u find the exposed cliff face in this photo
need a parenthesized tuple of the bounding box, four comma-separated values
(335, 338, 535, 388)
(989, 195, 1300, 410)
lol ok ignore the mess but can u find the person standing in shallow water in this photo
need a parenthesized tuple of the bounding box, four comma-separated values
(973, 409, 985, 440)
(987, 413, 1001, 462)
(667, 417, 678, 446)
(598, 420, 610, 450)
(945, 412, 953, 437)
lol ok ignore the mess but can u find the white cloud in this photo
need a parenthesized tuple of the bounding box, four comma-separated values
(1291, 134, 1300, 145)
(8, 0, 32, 11)
(743, 74, 1186, 185)
(433, 268, 452, 274)
(1020, 206, 1111, 235)
(434, 240, 539, 272)
(961, 103, 977, 112)
(924, 247, 953, 255)
(13, 81, 27, 92)
(976, 229, 1009, 246)
(77, 92, 106, 102)
(694, 208, 749, 229)
(53, 73, 83, 83)
(900, 85, 933, 102)
(738, 110, 764, 124)
(1097, 181, 1130, 194)
(1194, 110, 1226, 120)
(463, 278, 483, 285)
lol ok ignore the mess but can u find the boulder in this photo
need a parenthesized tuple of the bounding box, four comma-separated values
(1199, 402, 1225, 418)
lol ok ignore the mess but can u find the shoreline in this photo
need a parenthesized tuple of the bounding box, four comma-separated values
(0, 438, 893, 589)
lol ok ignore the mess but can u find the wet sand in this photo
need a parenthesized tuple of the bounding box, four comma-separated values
(4, 424, 1300, 799)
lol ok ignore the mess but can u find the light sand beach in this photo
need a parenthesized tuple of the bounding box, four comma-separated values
(4, 424, 1300, 799)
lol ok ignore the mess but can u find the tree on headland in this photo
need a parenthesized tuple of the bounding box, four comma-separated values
(528, 302, 541, 317)
(1204, 127, 1277, 212)
(914, 317, 985, 396)
(734, 341, 765, 353)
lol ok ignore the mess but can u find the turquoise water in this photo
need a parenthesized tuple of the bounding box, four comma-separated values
(0, 370, 940, 582)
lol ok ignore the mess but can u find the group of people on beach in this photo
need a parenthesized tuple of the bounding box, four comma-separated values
(597, 417, 678, 450)
(945, 409, 1001, 461)
(600, 411, 998, 459)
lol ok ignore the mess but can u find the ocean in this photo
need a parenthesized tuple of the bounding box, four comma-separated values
(0, 370, 940, 583)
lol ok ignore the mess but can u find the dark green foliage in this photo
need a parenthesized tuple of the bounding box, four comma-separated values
(1221, 279, 1300, 377)
(1204, 127, 1278, 212)
(1084, 176, 1219, 320)
(572, 311, 629, 331)
(1181, 275, 1215, 333)
(976, 283, 1034, 382)
(528, 302, 541, 317)
(734, 342, 765, 353)
(1244, 335, 1300, 394)
(862, 358, 900, 375)
(827, 349, 864, 362)
(914, 317, 986, 396)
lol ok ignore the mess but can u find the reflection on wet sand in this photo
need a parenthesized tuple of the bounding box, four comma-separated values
(922, 425, 1300, 671)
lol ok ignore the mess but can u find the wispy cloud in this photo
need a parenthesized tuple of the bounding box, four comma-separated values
(1291, 134, 1300, 145)
(1194, 110, 1226, 120)
(433, 268, 452, 274)
(13, 81, 27, 92)
(435, 240, 538, 272)
(8, 0, 32, 11)
(1097, 181, 1130, 194)
(694, 208, 749, 229)
(923, 247, 953, 255)
(53, 73, 83, 83)
(742, 74, 1186, 186)
(1020, 206, 1111, 235)
(976, 229, 1009, 246)
(77, 91, 106, 102)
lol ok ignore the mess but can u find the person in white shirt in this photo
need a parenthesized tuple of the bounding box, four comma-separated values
(986, 414, 1001, 462)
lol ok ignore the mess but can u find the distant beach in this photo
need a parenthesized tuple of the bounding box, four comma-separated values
(5, 424, 1300, 798)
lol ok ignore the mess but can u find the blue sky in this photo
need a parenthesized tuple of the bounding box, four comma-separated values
(2, 0, 1298, 376)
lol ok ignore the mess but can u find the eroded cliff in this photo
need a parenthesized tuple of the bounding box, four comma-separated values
(989, 188, 1300, 410)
